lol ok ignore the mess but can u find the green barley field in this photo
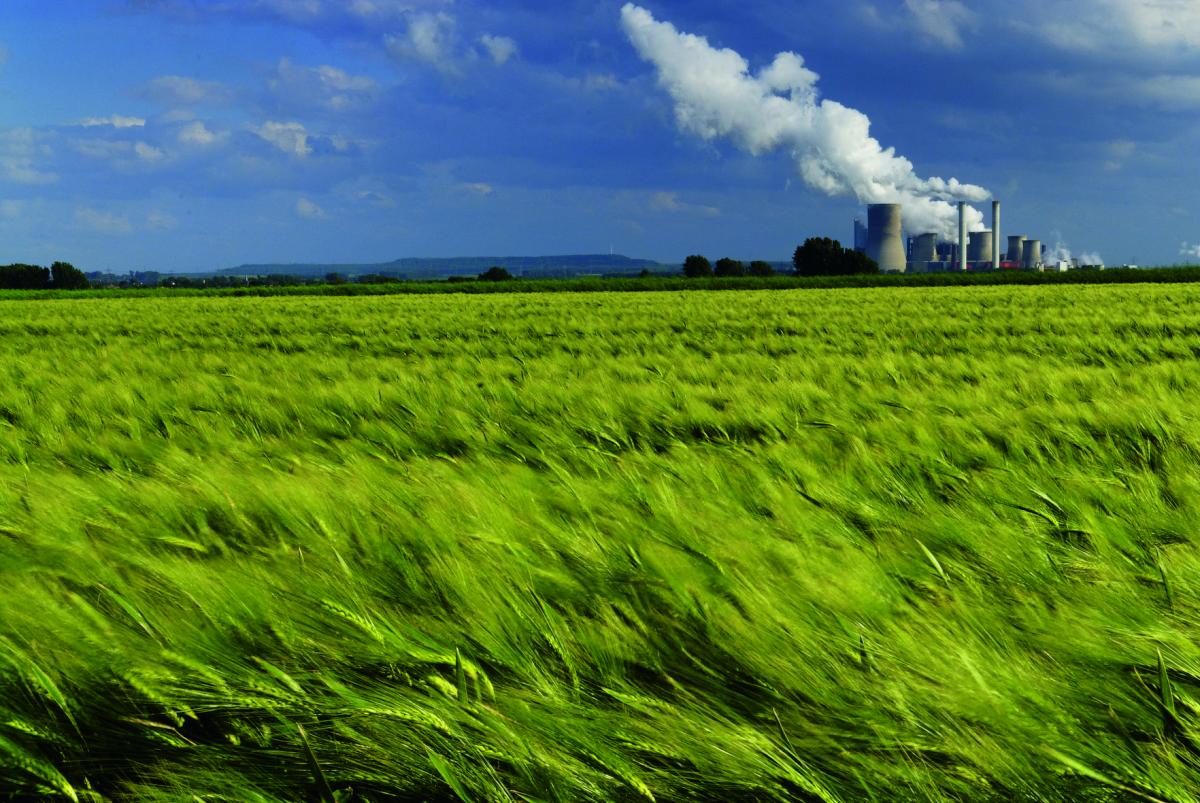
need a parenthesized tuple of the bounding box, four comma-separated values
(2, 284, 1200, 801)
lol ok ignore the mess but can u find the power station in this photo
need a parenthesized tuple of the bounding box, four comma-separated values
(851, 202, 1096, 273)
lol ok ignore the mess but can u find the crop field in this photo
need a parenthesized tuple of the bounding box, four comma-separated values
(2, 285, 1200, 801)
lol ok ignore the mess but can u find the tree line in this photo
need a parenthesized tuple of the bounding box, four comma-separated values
(0, 262, 90, 290)
(683, 238, 878, 278)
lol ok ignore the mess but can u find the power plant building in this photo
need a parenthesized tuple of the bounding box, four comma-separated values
(856, 200, 1072, 274)
(865, 204, 906, 272)
(853, 219, 868, 253)
(967, 230, 993, 266)
(1022, 239, 1042, 270)
(1007, 235, 1026, 263)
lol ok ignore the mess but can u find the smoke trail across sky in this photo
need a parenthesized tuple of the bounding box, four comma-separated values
(620, 4, 990, 238)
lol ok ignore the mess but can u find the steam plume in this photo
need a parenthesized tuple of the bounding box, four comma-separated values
(620, 4, 989, 238)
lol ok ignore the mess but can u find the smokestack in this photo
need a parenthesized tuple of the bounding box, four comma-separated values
(991, 201, 1000, 268)
(1022, 239, 1042, 270)
(957, 202, 967, 271)
(1007, 235, 1025, 264)
(866, 204, 906, 272)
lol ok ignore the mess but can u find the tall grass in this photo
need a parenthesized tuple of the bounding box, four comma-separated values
(1, 285, 1199, 800)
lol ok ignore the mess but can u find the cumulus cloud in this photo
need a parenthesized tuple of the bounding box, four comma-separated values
(386, 12, 456, 67)
(79, 115, 146, 129)
(621, 4, 989, 237)
(1182, 242, 1200, 259)
(650, 191, 719, 217)
(269, 58, 378, 112)
(75, 207, 132, 234)
(177, 120, 225, 147)
(139, 75, 233, 106)
(295, 197, 325, 218)
(254, 121, 311, 157)
(134, 142, 166, 162)
(479, 34, 517, 65)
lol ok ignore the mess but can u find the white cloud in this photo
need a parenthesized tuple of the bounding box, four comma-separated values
(355, 189, 395, 207)
(902, 0, 976, 50)
(139, 75, 233, 106)
(1035, 71, 1200, 112)
(1182, 242, 1200, 259)
(479, 34, 517, 65)
(75, 207, 132, 234)
(1029, 0, 1200, 53)
(269, 58, 378, 111)
(79, 115, 146, 129)
(177, 120, 225, 147)
(254, 121, 311, 156)
(134, 141, 166, 162)
(459, 181, 494, 196)
(295, 197, 326, 218)
(650, 190, 719, 217)
(385, 12, 457, 68)
(0, 128, 58, 185)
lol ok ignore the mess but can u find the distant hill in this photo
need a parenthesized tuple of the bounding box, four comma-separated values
(218, 254, 672, 280)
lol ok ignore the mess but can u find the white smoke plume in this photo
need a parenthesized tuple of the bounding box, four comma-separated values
(620, 4, 990, 238)
(1045, 233, 1104, 267)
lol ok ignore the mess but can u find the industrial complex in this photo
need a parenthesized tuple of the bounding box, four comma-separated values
(852, 202, 1090, 274)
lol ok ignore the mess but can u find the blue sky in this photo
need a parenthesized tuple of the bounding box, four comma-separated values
(0, 0, 1197, 271)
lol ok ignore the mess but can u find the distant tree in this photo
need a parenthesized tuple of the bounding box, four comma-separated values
(0, 264, 52, 290)
(682, 255, 712, 278)
(325, 272, 347, 285)
(793, 238, 879, 276)
(50, 262, 90, 290)
(638, 268, 653, 278)
(478, 266, 513, 281)
(446, 275, 476, 283)
(714, 257, 746, 277)
(748, 260, 775, 277)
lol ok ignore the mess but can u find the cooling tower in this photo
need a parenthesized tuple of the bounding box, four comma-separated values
(957, 202, 967, 271)
(912, 233, 937, 263)
(1022, 239, 1042, 269)
(866, 204, 905, 272)
(968, 230, 994, 265)
(991, 201, 1001, 267)
(1007, 235, 1025, 263)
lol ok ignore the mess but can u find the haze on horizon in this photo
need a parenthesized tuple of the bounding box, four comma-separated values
(0, 0, 1198, 272)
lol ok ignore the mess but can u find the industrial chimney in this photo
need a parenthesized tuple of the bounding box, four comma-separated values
(1007, 235, 1025, 264)
(991, 201, 1000, 268)
(866, 204, 905, 272)
(957, 202, 967, 271)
